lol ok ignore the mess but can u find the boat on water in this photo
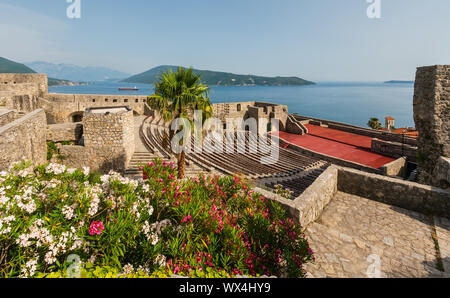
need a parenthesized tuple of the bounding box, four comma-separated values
(118, 86, 139, 91)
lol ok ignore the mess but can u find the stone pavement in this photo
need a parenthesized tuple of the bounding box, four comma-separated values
(304, 192, 450, 278)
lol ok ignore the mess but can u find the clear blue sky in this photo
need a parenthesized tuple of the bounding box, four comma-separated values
(0, 0, 449, 81)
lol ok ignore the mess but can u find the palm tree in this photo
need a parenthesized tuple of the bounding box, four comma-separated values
(148, 67, 213, 178)
(367, 118, 382, 130)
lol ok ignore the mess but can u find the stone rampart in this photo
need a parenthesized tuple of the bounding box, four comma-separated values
(43, 93, 148, 124)
(0, 74, 48, 97)
(414, 65, 450, 187)
(58, 106, 135, 173)
(337, 166, 450, 218)
(0, 109, 47, 170)
(0, 109, 19, 126)
(371, 138, 417, 162)
(380, 157, 407, 177)
(47, 123, 83, 143)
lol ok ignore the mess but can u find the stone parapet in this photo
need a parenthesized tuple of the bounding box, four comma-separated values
(337, 166, 450, 219)
(414, 65, 450, 186)
(47, 123, 83, 143)
(0, 109, 19, 126)
(371, 138, 417, 162)
(0, 109, 47, 170)
(254, 166, 338, 227)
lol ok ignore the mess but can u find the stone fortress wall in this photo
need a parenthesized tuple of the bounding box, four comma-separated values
(0, 109, 19, 126)
(0, 109, 47, 170)
(0, 73, 48, 96)
(59, 107, 135, 173)
(42, 93, 149, 124)
(414, 65, 450, 189)
(213, 101, 289, 132)
(0, 74, 47, 113)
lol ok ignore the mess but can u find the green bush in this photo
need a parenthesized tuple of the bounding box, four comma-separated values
(0, 160, 313, 278)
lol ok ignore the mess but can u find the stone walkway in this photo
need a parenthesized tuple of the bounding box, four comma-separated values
(304, 192, 450, 278)
(134, 116, 149, 152)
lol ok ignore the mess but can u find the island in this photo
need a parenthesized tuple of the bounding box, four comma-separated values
(121, 65, 315, 86)
(384, 80, 415, 84)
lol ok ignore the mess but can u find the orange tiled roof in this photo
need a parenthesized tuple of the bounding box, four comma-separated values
(380, 127, 418, 137)
(385, 117, 395, 120)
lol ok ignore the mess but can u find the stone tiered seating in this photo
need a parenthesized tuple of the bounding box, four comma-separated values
(140, 116, 331, 195)
(144, 117, 322, 177)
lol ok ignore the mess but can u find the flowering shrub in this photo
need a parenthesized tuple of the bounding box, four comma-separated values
(0, 160, 313, 278)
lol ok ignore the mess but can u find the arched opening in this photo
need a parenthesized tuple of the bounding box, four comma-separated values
(69, 112, 84, 123)
(237, 104, 242, 112)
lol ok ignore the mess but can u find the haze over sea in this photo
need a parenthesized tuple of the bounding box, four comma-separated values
(49, 82, 415, 129)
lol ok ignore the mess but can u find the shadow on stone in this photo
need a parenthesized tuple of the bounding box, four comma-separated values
(421, 257, 449, 278)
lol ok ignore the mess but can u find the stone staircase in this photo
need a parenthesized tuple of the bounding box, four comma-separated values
(124, 151, 173, 179)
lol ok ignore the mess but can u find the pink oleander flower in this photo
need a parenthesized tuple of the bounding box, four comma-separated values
(182, 215, 192, 223)
(89, 221, 105, 236)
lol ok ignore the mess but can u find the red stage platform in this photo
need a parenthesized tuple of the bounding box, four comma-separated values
(274, 125, 395, 169)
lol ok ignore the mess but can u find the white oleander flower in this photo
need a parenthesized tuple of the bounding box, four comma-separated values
(88, 254, 97, 264)
(82, 167, 90, 176)
(137, 265, 150, 275)
(150, 232, 159, 245)
(0, 215, 15, 235)
(142, 221, 151, 238)
(122, 264, 134, 275)
(20, 257, 38, 278)
(62, 205, 75, 220)
(46, 163, 66, 175)
(17, 233, 31, 248)
(154, 254, 166, 267)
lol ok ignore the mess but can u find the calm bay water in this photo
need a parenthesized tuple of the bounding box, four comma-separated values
(49, 81, 415, 128)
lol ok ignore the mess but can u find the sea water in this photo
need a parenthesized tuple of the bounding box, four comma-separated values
(49, 81, 414, 128)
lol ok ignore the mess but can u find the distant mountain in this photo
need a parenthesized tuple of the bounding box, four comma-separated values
(121, 65, 315, 86)
(0, 57, 36, 74)
(0, 57, 81, 86)
(384, 80, 414, 84)
(25, 61, 130, 82)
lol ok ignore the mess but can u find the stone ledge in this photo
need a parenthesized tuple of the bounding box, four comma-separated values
(433, 156, 450, 189)
(380, 157, 407, 177)
(254, 166, 338, 228)
(337, 166, 450, 219)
